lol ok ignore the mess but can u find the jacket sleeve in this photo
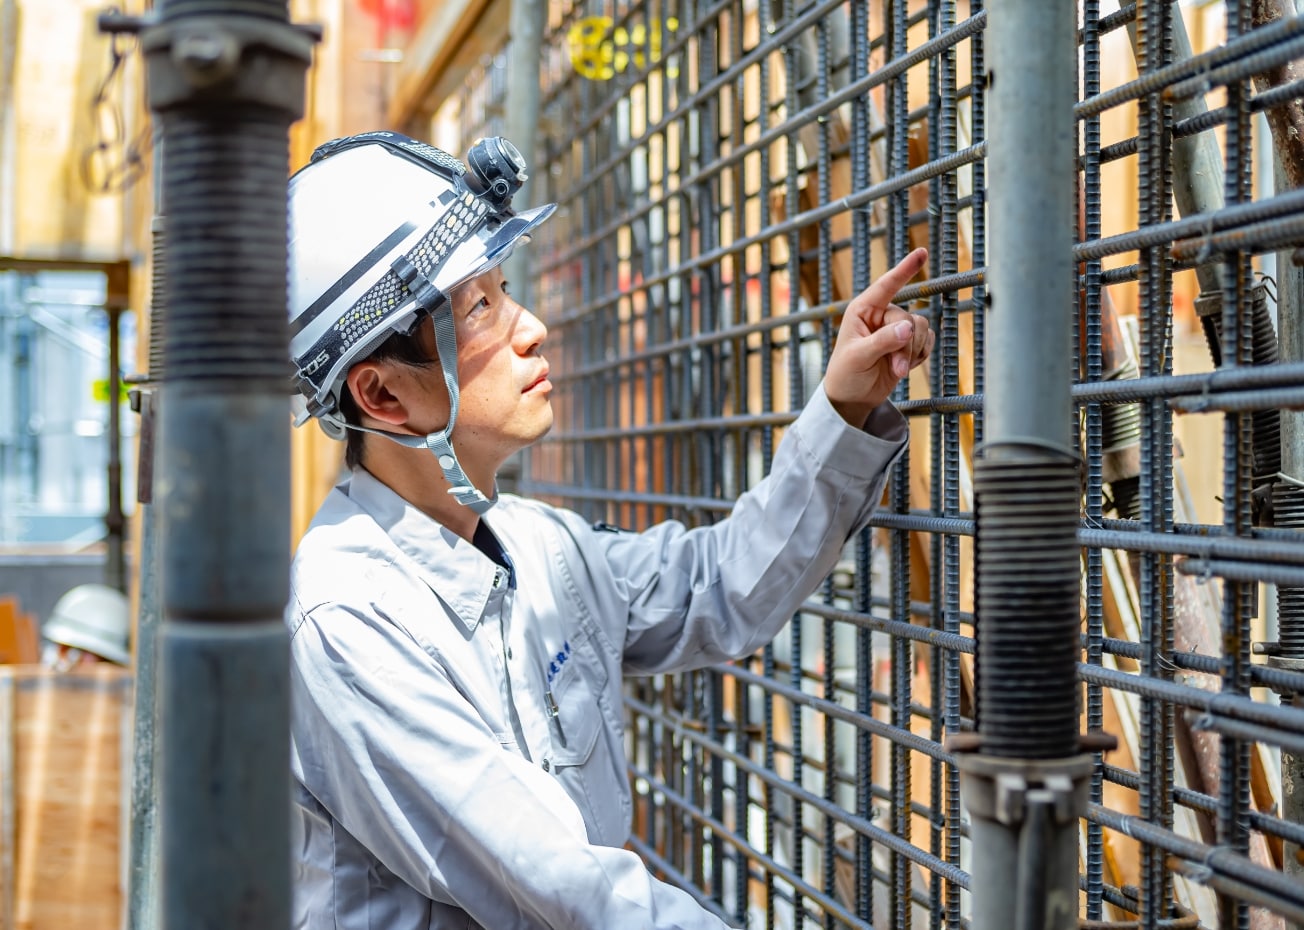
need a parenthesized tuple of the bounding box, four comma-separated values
(582, 382, 907, 674)
(289, 602, 734, 930)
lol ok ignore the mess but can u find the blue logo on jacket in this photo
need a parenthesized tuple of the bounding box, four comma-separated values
(546, 641, 572, 685)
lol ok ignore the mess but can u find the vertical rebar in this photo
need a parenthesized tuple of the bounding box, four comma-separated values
(1136, 0, 1177, 921)
(1220, 6, 1255, 930)
(1080, 1, 1106, 923)
(959, 5, 984, 928)
(850, 0, 874, 917)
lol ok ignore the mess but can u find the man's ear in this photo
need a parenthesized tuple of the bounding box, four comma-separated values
(345, 362, 412, 429)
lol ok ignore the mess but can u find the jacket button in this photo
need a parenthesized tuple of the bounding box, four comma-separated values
(542, 758, 550, 772)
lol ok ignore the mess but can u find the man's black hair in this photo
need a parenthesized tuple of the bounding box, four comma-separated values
(338, 326, 438, 470)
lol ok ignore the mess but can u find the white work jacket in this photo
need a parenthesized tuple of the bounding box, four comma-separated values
(287, 384, 907, 930)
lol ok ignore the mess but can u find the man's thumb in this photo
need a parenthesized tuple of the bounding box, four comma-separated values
(857, 319, 914, 367)
(855, 316, 918, 378)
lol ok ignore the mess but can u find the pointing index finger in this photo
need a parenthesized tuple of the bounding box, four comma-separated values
(855, 248, 928, 327)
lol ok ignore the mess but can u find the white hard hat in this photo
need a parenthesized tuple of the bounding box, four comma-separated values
(43, 583, 130, 665)
(287, 131, 556, 514)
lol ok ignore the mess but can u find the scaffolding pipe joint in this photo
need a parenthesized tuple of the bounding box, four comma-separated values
(956, 753, 1096, 930)
(130, 15, 318, 115)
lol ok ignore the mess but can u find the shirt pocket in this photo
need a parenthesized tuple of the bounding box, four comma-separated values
(546, 647, 629, 845)
(546, 648, 606, 767)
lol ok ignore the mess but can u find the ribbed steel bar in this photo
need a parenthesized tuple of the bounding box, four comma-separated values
(516, 1, 1304, 926)
(1097, 76, 1304, 166)
(1166, 30, 1304, 102)
(1134, 2, 1175, 923)
(629, 690, 969, 888)
(1101, 762, 1304, 848)
(552, 141, 987, 326)
(538, 11, 985, 275)
(1082, 0, 1107, 918)
(1088, 804, 1304, 918)
(544, 5, 986, 253)
(1074, 186, 1304, 262)
(848, 0, 875, 919)
(886, 1, 913, 925)
(1219, 5, 1254, 928)
(760, 2, 779, 921)
(1076, 11, 1304, 118)
(1076, 663, 1304, 732)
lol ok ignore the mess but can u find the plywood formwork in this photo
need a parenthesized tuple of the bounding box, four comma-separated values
(0, 0, 149, 262)
(0, 667, 130, 930)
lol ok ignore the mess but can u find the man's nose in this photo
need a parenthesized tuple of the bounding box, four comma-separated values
(515, 304, 548, 352)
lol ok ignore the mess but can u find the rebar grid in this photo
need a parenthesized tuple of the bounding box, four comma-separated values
(444, 1, 1304, 927)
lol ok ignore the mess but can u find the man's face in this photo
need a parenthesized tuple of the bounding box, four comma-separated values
(413, 266, 554, 464)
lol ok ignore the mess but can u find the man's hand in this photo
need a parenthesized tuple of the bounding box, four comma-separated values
(824, 247, 935, 427)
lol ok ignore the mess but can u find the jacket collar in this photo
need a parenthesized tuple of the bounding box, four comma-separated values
(343, 467, 502, 632)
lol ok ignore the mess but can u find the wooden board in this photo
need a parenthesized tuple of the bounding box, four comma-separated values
(0, 601, 38, 666)
(0, 667, 130, 930)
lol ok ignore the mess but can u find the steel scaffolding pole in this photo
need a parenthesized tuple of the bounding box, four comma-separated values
(958, 3, 1092, 930)
(101, 3, 315, 927)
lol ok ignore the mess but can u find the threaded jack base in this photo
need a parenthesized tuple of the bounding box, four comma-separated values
(975, 448, 1082, 759)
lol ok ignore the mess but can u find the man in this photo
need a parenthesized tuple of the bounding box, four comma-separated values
(286, 130, 933, 929)
(41, 583, 130, 670)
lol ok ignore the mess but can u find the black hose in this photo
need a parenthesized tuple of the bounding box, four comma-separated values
(1275, 482, 1304, 659)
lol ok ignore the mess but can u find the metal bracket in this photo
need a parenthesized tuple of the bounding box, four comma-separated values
(953, 752, 1096, 827)
(130, 387, 157, 506)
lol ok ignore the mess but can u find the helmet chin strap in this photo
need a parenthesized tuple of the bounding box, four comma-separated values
(330, 421, 498, 514)
(327, 303, 497, 515)
(422, 300, 498, 514)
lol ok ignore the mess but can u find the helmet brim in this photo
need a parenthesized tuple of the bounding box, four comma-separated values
(42, 620, 130, 665)
(437, 202, 558, 292)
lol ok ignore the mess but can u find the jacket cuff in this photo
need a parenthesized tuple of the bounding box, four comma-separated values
(793, 381, 908, 478)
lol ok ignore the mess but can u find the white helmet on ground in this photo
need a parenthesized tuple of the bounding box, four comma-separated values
(43, 583, 130, 665)
(288, 130, 556, 513)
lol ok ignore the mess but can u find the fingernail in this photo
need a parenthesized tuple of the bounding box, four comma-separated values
(895, 321, 912, 339)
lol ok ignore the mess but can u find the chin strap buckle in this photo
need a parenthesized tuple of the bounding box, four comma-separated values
(425, 430, 497, 513)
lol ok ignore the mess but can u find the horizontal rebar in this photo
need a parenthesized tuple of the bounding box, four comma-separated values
(1168, 385, 1304, 413)
(1078, 663, 1304, 731)
(1074, 187, 1304, 262)
(552, 143, 987, 327)
(1186, 710, 1304, 756)
(1075, 12, 1304, 118)
(1094, 635, 1304, 693)
(1101, 763, 1304, 848)
(626, 696, 971, 887)
(715, 663, 957, 764)
(1165, 31, 1304, 101)
(627, 763, 873, 929)
(1166, 858, 1304, 926)
(1089, 804, 1304, 899)
(1176, 557, 1304, 588)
